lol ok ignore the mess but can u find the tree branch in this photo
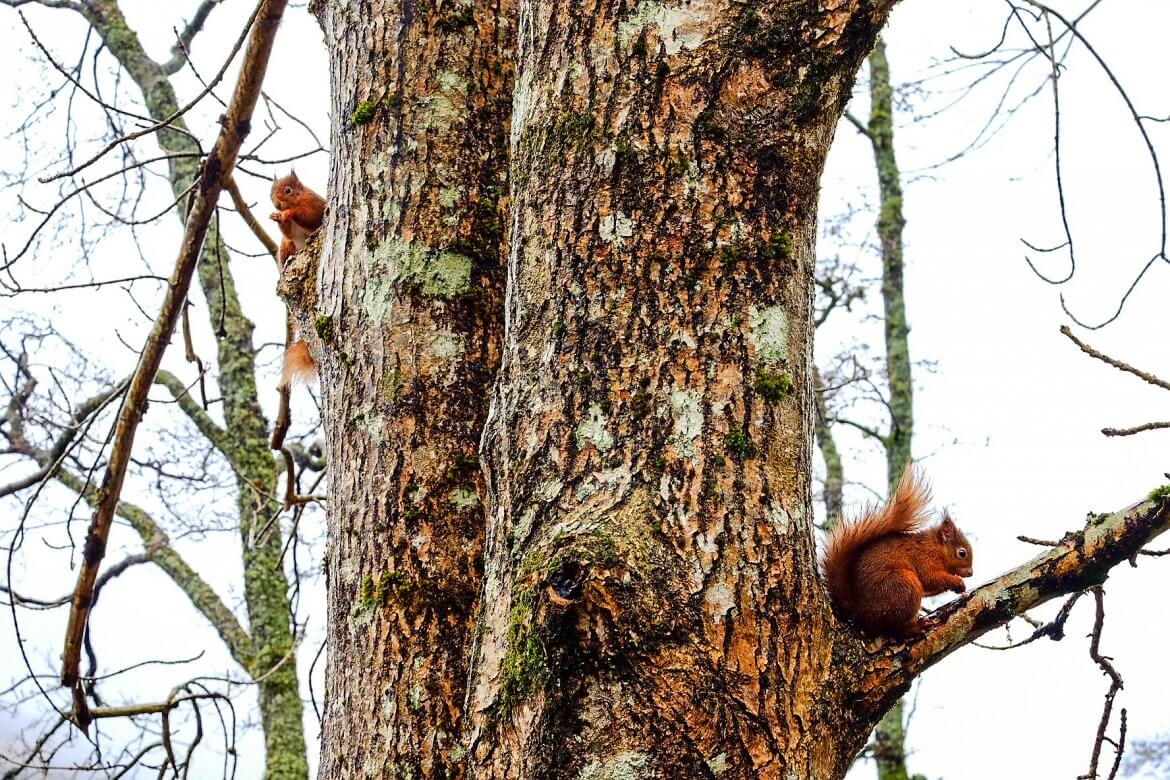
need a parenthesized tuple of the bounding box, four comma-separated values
(0, 0, 84, 9)
(868, 492, 1170, 713)
(49, 464, 254, 672)
(0, 379, 127, 498)
(843, 111, 872, 139)
(1061, 325, 1170, 392)
(153, 370, 234, 463)
(1102, 421, 1170, 437)
(833, 415, 888, 445)
(223, 173, 279, 262)
(60, 0, 289, 698)
(162, 0, 225, 75)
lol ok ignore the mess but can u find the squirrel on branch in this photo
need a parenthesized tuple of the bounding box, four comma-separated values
(822, 467, 973, 637)
(270, 171, 326, 387)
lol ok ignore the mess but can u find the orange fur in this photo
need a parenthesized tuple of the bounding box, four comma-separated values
(822, 466, 973, 636)
(270, 171, 326, 263)
(281, 339, 317, 387)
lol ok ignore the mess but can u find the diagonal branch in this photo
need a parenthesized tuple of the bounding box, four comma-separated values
(223, 174, 279, 261)
(60, 0, 289, 698)
(162, 0, 225, 75)
(866, 491, 1170, 714)
(1060, 325, 1170, 392)
(153, 370, 234, 464)
(49, 464, 254, 672)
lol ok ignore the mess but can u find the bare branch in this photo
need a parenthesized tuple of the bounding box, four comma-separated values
(0, 0, 84, 10)
(49, 464, 254, 672)
(39, 0, 265, 184)
(1102, 421, 1170, 437)
(1060, 325, 1170, 392)
(832, 416, 887, 444)
(0, 379, 127, 498)
(1078, 587, 1125, 780)
(153, 370, 233, 462)
(869, 492, 1170, 713)
(59, 0, 290, 704)
(223, 174, 279, 261)
(162, 0, 226, 75)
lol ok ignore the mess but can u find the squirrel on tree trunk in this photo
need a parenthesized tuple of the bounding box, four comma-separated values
(822, 466, 974, 637)
(269, 171, 326, 387)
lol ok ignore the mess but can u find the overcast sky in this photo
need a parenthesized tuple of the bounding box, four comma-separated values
(1, 1, 1167, 778)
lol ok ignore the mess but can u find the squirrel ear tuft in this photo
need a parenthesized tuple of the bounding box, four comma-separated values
(937, 516, 955, 542)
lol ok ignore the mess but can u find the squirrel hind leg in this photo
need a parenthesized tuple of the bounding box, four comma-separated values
(856, 572, 923, 637)
(281, 340, 318, 387)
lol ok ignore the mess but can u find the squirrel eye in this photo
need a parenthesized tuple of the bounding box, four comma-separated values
(284, 186, 293, 195)
(957, 548, 968, 559)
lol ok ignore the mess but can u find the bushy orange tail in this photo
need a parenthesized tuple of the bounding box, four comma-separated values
(281, 340, 317, 387)
(822, 465, 932, 613)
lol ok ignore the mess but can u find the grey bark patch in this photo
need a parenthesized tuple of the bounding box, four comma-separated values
(576, 403, 615, 452)
(578, 750, 654, 780)
(747, 304, 789, 365)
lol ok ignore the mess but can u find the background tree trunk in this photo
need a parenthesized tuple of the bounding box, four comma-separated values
(303, 1, 514, 777)
(866, 39, 918, 780)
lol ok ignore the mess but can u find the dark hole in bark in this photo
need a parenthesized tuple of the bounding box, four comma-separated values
(548, 558, 587, 602)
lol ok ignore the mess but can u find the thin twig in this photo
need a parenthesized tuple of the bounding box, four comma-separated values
(1060, 325, 1170, 392)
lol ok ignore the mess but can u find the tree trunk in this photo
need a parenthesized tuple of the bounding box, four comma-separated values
(813, 368, 845, 521)
(459, 3, 894, 777)
(867, 38, 916, 780)
(301, 1, 514, 777)
(309, 4, 1170, 779)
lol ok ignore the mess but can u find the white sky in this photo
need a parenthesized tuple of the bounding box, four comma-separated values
(1, 1, 1167, 779)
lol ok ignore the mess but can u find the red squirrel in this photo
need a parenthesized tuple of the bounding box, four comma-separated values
(822, 467, 973, 637)
(269, 171, 326, 386)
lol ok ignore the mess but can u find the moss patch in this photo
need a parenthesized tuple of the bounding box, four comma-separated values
(380, 368, 405, 402)
(753, 370, 792, 402)
(499, 586, 547, 712)
(765, 231, 794, 263)
(351, 100, 377, 126)
(314, 315, 334, 343)
(724, 427, 758, 460)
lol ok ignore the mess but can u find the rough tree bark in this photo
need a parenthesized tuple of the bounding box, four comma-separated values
(308, 2, 1170, 779)
(461, 2, 896, 777)
(289, 1, 514, 777)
